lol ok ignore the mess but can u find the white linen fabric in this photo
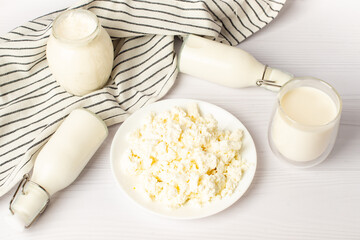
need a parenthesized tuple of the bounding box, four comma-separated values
(0, 0, 285, 197)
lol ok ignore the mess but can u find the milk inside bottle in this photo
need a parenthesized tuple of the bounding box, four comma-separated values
(178, 34, 293, 91)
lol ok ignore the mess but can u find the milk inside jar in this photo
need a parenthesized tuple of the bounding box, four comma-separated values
(269, 78, 342, 167)
(46, 9, 113, 96)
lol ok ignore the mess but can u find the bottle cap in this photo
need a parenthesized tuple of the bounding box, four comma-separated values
(8, 174, 50, 228)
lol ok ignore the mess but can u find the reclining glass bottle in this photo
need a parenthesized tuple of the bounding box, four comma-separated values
(178, 34, 293, 91)
(8, 108, 108, 229)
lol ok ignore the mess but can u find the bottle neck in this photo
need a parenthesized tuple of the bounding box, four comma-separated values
(260, 66, 294, 91)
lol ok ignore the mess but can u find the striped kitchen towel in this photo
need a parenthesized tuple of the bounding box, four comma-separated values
(0, 0, 285, 197)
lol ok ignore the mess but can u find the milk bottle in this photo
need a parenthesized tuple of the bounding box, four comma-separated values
(7, 108, 108, 229)
(178, 34, 293, 91)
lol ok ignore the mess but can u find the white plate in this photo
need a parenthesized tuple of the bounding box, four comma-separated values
(110, 99, 257, 219)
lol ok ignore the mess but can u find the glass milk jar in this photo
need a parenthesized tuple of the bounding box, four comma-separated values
(268, 78, 342, 167)
(46, 9, 113, 96)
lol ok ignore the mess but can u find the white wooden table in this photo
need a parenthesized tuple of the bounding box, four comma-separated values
(1, 0, 359, 239)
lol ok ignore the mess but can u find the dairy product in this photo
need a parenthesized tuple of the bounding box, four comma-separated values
(53, 10, 97, 40)
(125, 104, 247, 208)
(46, 9, 114, 96)
(8, 109, 108, 228)
(281, 87, 337, 126)
(178, 35, 293, 91)
(269, 79, 342, 165)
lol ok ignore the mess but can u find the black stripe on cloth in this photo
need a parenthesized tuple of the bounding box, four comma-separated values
(119, 74, 167, 106)
(8, 30, 51, 38)
(0, 35, 49, 43)
(0, 139, 33, 160)
(117, 60, 174, 98)
(124, 91, 157, 111)
(92, 7, 220, 35)
(0, 84, 60, 109)
(244, 0, 268, 25)
(0, 155, 23, 180)
(99, 15, 209, 36)
(122, 35, 146, 45)
(29, 20, 47, 27)
(18, 25, 49, 33)
(0, 89, 114, 140)
(234, 1, 261, 30)
(260, 0, 280, 12)
(93, 0, 227, 43)
(122, 65, 176, 111)
(112, 41, 174, 84)
(103, 25, 149, 35)
(0, 133, 54, 187)
(0, 90, 67, 118)
(254, 0, 275, 19)
(0, 172, 12, 185)
(96, 61, 175, 113)
(21, 22, 52, 33)
(220, 0, 254, 34)
(113, 35, 156, 64)
(111, 52, 173, 91)
(0, 94, 74, 129)
(0, 70, 50, 97)
(0, 166, 15, 186)
(0, 43, 47, 50)
(0, 50, 46, 59)
(140, 65, 177, 109)
(130, 0, 210, 12)
(0, 153, 23, 167)
(33, 7, 67, 20)
(90, 2, 219, 24)
(0, 58, 47, 78)
(112, 35, 166, 70)
(0, 124, 47, 149)
(84, 98, 118, 109)
(103, 112, 128, 121)
(0, 54, 46, 68)
(267, 0, 284, 5)
(0, 166, 15, 175)
(0, 66, 48, 88)
(211, 0, 244, 42)
(94, 105, 124, 115)
(179, 0, 234, 44)
(0, 75, 53, 106)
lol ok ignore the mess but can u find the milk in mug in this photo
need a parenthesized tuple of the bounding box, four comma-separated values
(269, 78, 342, 167)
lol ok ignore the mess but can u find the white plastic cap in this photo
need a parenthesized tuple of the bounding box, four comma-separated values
(8, 180, 49, 229)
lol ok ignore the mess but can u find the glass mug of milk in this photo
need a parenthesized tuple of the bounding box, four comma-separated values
(268, 78, 342, 167)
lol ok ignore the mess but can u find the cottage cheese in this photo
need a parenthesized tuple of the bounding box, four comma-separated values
(125, 104, 247, 208)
